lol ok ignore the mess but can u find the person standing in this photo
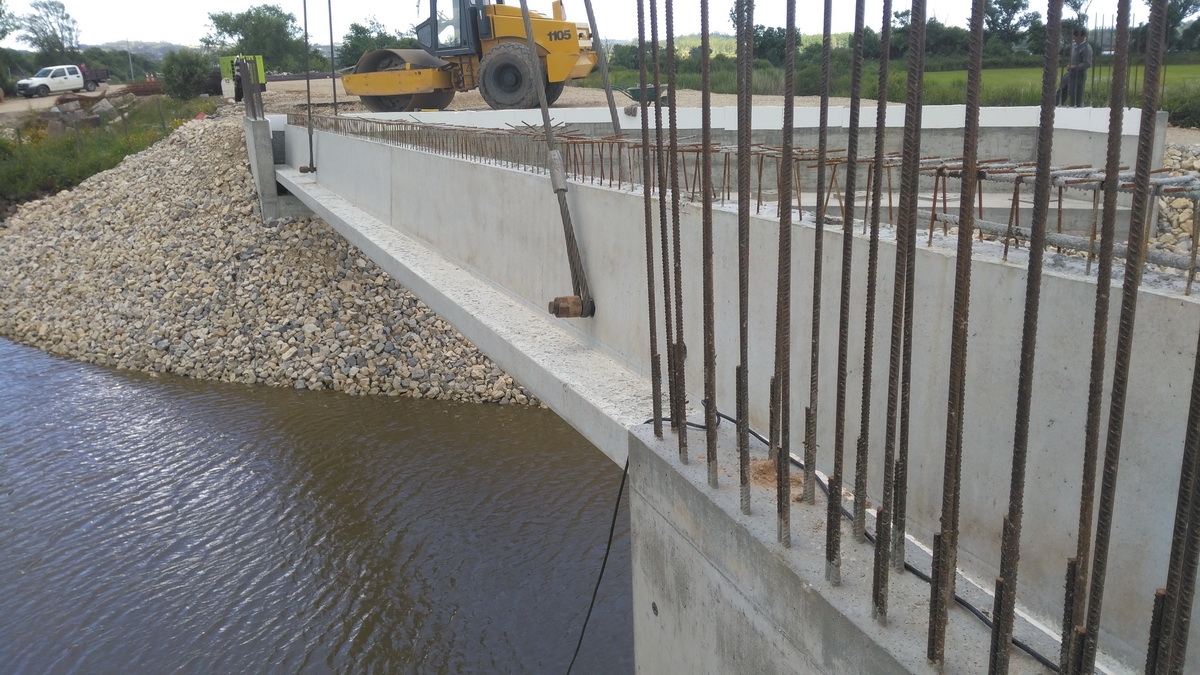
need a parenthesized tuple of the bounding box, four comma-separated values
(1068, 27, 1094, 108)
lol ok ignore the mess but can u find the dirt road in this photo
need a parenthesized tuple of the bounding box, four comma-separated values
(0, 83, 122, 123)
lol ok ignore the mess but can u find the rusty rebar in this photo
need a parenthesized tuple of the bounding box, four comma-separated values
(987, 2, 1064, 670)
(1155, 316, 1200, 674)
(648, 0, 677, 439)
(636, 0, 662, 438)
(818, 0, 842, 587)
(1062, 1, 1132, 671)
(890, 0, 926, 587)
(889, 0, 929, 654)
(869, 0, 895, 623)
(665, 0, 688, 464)
(840, 0, 867, 550)
(700, 0, 718, 492)
(804, 0, 828, 509)
(929, 0, 985, 662)
(1081, 0, 1170, 670)
(735, 0, 754, 517)
(774, 0, 797, 541)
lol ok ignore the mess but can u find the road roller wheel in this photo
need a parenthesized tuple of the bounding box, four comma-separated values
(410, 90, 456, 111)
(545, 80, 565, 106)
(354, 49, 417, 113)
(479, 42, 541, 110)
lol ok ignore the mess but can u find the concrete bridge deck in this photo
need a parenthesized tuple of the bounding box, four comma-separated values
(244, 102, 1198, 673)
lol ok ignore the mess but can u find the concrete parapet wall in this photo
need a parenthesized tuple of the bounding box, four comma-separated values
(278, 114, 1192, 670)
(362, 103, 1164, 170)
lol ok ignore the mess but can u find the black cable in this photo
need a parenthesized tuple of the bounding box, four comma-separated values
(566, 458, 629, 675)
(645, 410, 1059, 672)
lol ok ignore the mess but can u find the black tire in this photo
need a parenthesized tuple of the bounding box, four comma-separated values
(479, 42, 542, 110)
(410, 90, 456, 110)
(361, 94, 416, 113)
(545, 80, 565, 106)
(37, 85, 49, 98)
(84, 80, 97, 92)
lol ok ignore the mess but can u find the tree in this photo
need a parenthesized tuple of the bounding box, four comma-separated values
(1167, 0, 1200, 49)
(985, 0, 1037, 49)
(725, 5, 794, 67)
(337, 19, 416, 69)
(203, 5, 311, 73)
(1064, 0, 1090, 25)
(609, 42, 639, 70)
(0, 0, 17, 43)
(162, 49, 213, 99)
(18, 0, 79, 61)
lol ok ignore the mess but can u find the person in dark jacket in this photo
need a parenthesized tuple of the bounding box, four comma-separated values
(1067, 27, 1094, 107)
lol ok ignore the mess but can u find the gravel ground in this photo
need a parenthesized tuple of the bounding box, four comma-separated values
(0, 106, 541, 404)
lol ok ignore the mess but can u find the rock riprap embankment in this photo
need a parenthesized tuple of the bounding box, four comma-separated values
(1152, 142, 1200, 253)
(0, 111, 539, 405)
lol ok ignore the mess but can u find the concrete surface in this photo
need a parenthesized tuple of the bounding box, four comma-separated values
(263, 108, 1199, 671)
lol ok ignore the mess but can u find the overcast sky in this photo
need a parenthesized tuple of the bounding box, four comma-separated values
(0, 0, 1155, 52)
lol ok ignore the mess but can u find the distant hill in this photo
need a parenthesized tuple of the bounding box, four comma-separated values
(86, 41, 197, 61)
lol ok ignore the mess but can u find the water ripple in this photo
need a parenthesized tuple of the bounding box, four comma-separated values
(0, 339, 631, 673)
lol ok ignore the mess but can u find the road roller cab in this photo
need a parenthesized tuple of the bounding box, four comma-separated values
(341, 0, 597, 112)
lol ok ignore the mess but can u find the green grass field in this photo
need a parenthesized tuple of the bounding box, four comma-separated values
(924, 62, 1200, 89)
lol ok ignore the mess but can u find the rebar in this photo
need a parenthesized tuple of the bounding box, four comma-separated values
(1082, 0, 1170, 670)
(635, 0, 663, 438)
(1061, 1, 1132, 671)
(773, 0, 797, 540)
(929, 0, 985, 662)
(987, 2, 1065, 670)
(819, 0, 841, 587)
(845, 0, 868, 546)
(1155, 317, 1200, 674)
(735, 0, 754, 519)
(869, 0, 895, 623)
(665, 0, 688, 463)
(700, 0, 718, 495)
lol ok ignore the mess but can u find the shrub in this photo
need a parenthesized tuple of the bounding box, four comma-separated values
(162, 49, 214, 100)
(0, 97, 220, 203)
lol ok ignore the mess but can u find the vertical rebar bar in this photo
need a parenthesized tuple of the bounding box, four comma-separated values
(869, 0, 895, 625)
(890, 0, 927, 582)
(804, 0, 828, 508)
(987, 2, 1064, 670)
(928, 0, 985, 662)
(636, 0, 663, 439)
(818, 0, 842, 587)
(1061, 2, 1132, 671)
(773, 0, 797, 543)
(665, 0, 688, 463)
(843, 0, 867, 547)
(1156, 317, 1200, 674)
(735, 0, 754, 518)
(887, 0, 927, 649)
(1081, 0, 1170, 670)
(648, 0, 677, 436)
(700, 0, 719, 495)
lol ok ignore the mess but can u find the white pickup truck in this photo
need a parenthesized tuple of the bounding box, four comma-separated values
(15, 64, 110, 98)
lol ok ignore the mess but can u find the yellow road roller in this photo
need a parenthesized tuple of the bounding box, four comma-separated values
(341, 0, 598, 112)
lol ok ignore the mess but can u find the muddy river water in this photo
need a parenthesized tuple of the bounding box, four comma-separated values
(0, 338, 632, 672)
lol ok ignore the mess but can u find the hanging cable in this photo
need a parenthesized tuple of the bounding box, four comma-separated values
(565, 459, 629, 675)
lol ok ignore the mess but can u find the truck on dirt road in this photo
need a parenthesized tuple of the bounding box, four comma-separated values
(16, 64, 110, 98)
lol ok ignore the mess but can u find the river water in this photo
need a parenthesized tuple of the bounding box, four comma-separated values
(0, 338, 632, 673)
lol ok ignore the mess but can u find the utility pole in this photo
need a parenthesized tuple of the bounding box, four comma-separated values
(127, 40, 134, 81)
